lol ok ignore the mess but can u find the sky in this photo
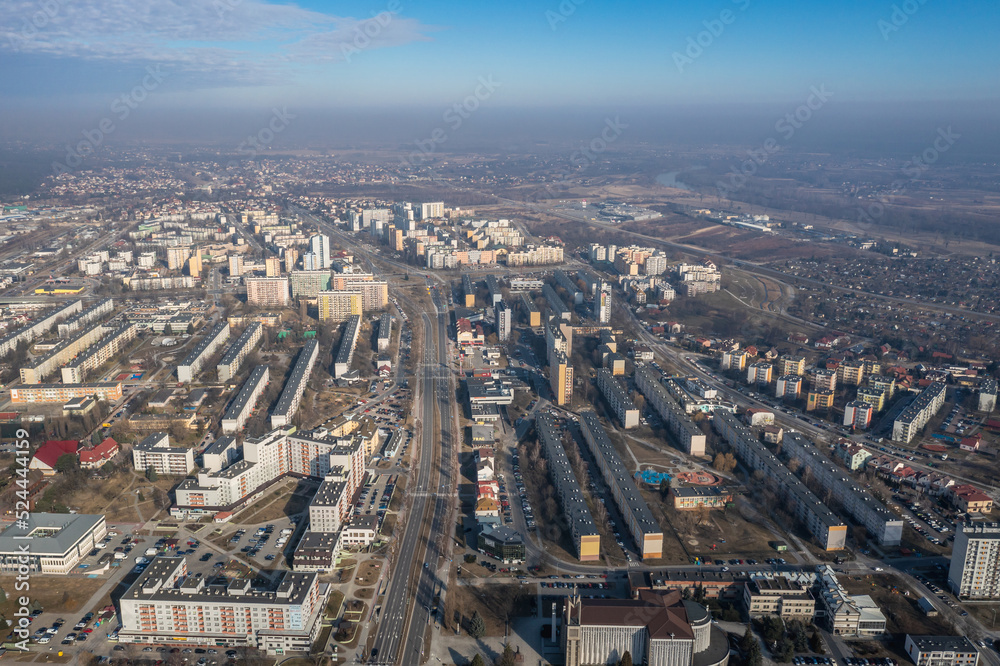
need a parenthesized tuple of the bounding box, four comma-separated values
(0, 0, 997, 146)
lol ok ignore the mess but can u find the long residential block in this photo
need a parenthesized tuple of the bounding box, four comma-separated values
(536, 413, 601, 561)
(221, 365, 269, 434)
(177, 322, 230, 383)
(216, 322, 263, 382)
(271, 339, 319, 427)
(332, 315, 361, 378)
(595, 368, 640, 429)
(578, 411, 663, 559)
(0, 299, 83, 357)
(949, 522, 1000, 599)
(20, 321, 110, 384)
(893, 381, 947, 443)
(10, 381, 123, 404)
(635, 366, 707, 456)
(781, 431, 903, 546)
(713, 411, 846, 550)
(118, 556, 330, 655)
(376, 312, 393, 351)
(132, 432, 194, 476)
(57, 298, 114, 337)
(61, 323, 138, 383)
(543, 283, 571, 321)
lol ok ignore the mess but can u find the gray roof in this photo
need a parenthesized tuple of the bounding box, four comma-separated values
(906, 636, 977, 653)
(218, 322, 262, 366)
(272, 339, 319, 418)
(0, 513, 104, 556)
(536, 413, 600, 544)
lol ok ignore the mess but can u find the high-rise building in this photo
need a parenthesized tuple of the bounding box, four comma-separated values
(228, 254, 244, 277)
(317, 291, 362, 322)
(308, 233, 331, 269)
(283, 247, 299, 273)
(419, 202, 444, 219)
(187, 251, 202, 278)
(494, 301, 511, 342)
(844, 401, 874, 429)
(265, 256, 282, 277)
(166, 246, 189, 270)
(245, 277, 290, 308)
(594, 281, 611, 323)
(949, 523, 1000, 599)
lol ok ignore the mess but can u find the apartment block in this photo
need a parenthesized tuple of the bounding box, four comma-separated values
(634, 366, 707, 456)
(579, 411, 663, 559)
(271, 340, 319, 427)
(317, 290, 362, 322)
(61, 323, 138, 383)
(10, 381, 123, 404)
(595, 368, 640, 429)
(844, 401, 875, 429)
(747, 362, 773, 385)
(332, 315, 361, 378)
(837, 361, 866, 386)
(132, 433, 195, 476)
(376, 313, 392, 351)
(245, 277, 290, 308)
(810, 368, 838, 392)
(216, 323, 263, 382)
(904, 636, 979, 666)
(177, 323, 231, 383)
(289, 270, 331, 299)
(713, 412, 846, 550)
(21, 321, 111, 384)
(221, 365, 269, 434)
(782, 432, 902, 545)
(806, 389, 835, 411)
(778, 356, 806, 376)
(536, 414, 601, 561)
(721, 350, 750, 372)
(118, 556, 329, 655)
(949, 523, 1000, 598)
(57, 298, 114, 337)
(776, 375, 803, 400)
(893, 382, 946, 443)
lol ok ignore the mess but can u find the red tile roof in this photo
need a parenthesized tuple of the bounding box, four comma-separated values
(32, 440, 79, 469)
(79, 438, 119, 465)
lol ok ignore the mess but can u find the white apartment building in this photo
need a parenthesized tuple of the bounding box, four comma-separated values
(949, 523, 1000, 599)
(132, 433, 195, 476)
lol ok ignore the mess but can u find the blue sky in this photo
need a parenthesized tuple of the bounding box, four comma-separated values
(1, 0, 997, 111)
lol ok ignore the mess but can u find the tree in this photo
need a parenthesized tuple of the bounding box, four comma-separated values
(55, 454, 77, 474)
(471, 655, 486, 666)
(618, 651, 633, 666)
(146, 466, 159, 482)
(659, 477, 671, 498)
(713, 453, 726, 472)
(740, 625, 755, 653)
(747, 638, 763, 666)
(495, 643, 516, 666)
(468, 610, 486, 639)
(809, 631, 825, 654)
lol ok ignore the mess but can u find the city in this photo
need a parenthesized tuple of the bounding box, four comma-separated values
(0, 2, 999, 666)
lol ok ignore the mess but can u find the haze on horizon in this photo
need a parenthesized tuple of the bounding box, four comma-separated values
(0, 0, 997, 155)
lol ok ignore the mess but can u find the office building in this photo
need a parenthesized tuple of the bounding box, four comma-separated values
(0, 513, 107, 574)
(904, 636, 979, 666)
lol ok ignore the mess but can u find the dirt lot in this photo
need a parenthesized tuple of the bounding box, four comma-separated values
(236, 478, 315, 524)
(449, 583, 533, 637)
(354, 559, 382, 586)
(0, 576, 106, 620)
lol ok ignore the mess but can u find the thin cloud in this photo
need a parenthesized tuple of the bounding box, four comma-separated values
(0, 0, 439, 86)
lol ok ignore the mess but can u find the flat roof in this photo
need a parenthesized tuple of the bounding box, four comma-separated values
(906, 636, 977, 653)
(0, 513, 104, 555)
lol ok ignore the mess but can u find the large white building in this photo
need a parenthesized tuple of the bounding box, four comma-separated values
(308, 233, 331, 269)
(0, 513, 107, 574)
(893, 382, 947, 443)
(596, 368, 640, 429)
(216, 322, 263, 382)
(270, 339, 319, 427)
(635, 367, 707, 456)
(949, 523, 1000, 599)
(132, 432, 195, 476)
(221, 365, 270, 434)
(904, 636, 979, 666)
(117, 556, 330, 655)
(177, 322, 231, 383)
